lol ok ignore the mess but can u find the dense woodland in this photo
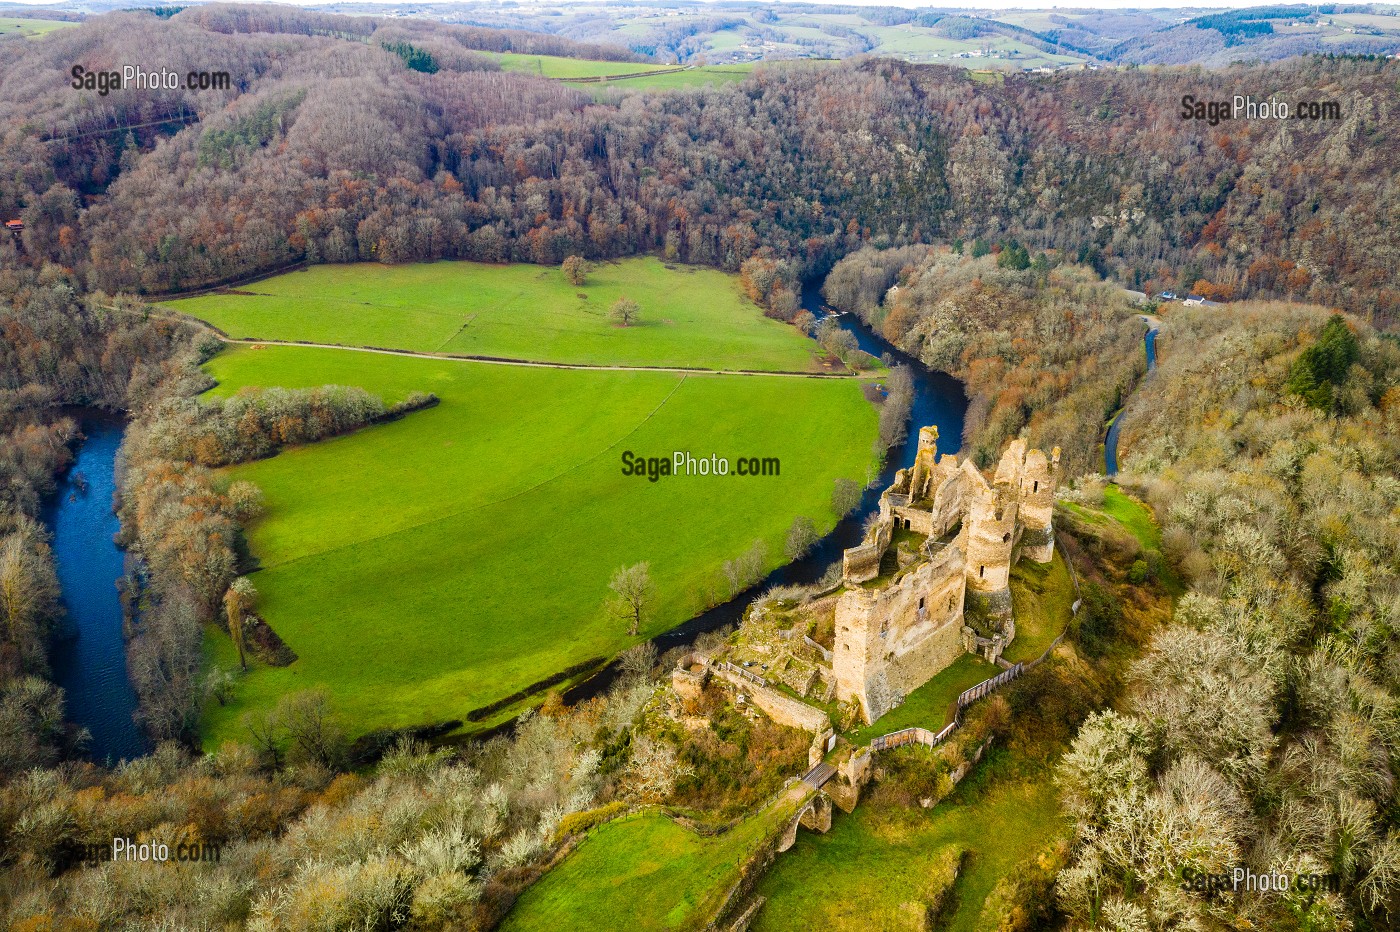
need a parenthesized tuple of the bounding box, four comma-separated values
(825, 247, 1147, 478)
(0, 7, 1397, 325)
(1053, 304, 1400, 928)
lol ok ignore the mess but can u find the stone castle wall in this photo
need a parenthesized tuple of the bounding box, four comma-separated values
(832, 429, 1060, 724)
(834, 547, 967, 723)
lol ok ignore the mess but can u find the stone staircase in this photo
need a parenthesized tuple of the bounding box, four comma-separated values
(878, 545, 899, 577)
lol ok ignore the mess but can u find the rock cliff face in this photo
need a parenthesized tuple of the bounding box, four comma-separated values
(835, 428, 1060, 723)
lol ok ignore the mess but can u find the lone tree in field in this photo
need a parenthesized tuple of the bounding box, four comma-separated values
(562, 255, 587, 286)
(223, 576, 257, 670)
(611, 296, 641, 327)
(607, 562, 654, 636)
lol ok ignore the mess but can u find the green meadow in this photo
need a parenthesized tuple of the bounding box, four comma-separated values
(601, 64, 756, 91)
(501, 801, 792, 931)
(166, 258, 820, 372)
(200, 340, 878, 745)
(0, 16, 76, 38)
(494, 52, 676, 79)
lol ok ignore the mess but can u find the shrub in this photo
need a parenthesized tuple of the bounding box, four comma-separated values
(1074, 583, 1122, 657)
(552, 801, 628, 843)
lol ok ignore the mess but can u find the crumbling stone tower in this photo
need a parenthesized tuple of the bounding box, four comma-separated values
(964, 489, 1019, 616)
(1009, 443, 1059, 564)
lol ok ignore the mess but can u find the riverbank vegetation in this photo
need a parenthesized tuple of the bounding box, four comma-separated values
(0, 272, 196, 772)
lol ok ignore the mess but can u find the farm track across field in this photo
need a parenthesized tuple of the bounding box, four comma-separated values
(175, 320, 867, 378)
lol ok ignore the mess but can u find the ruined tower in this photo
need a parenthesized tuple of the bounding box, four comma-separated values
(963, 488, 1018, 616)
(1015, 445, 1059, 564)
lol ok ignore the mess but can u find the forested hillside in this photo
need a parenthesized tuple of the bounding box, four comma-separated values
(819, 244, 1400, 926)
(1, 6, 1397, 324)
(825, 248, 1146, 476)
(1056, 305, 1400, 928)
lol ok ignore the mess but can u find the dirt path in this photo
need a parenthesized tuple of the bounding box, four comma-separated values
(223, 336, 866, 379)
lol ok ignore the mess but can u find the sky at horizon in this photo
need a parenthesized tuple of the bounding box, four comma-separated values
(0, 0, 1358, 10)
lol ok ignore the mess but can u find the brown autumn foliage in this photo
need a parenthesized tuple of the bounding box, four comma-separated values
(0, 11, 1395, 324)
(827, 248, 1144, 477)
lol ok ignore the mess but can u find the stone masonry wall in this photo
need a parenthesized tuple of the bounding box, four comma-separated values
(834, 547, 967, 723)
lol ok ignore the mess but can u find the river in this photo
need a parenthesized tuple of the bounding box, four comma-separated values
(1104, 317, 1160, 477)
(563, 280, 968, 704)
(44, 413, 150, 764)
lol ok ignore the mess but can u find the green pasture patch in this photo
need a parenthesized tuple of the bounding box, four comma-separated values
(166, 258, 821, 372)
(199, 344, 879, 745)
(0, 17, 76, 37)
(501, 802, 791, 931)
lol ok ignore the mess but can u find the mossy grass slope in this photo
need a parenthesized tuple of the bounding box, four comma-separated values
(1004, 550, 1075, 663)
(846, 652, 999, 745)
(500, 800, 791, 931)
(752, 751, 1062, 932)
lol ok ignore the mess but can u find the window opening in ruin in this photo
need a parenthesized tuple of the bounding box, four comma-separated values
(979, 565, 985, 578)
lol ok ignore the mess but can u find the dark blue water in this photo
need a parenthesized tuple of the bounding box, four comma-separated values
(44, 415, 150, 763)
(1105, 318, 1159, 478)
(564, 280, 968, 702)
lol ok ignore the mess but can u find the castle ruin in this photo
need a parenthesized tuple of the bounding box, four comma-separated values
(834, 428, 1059, 723)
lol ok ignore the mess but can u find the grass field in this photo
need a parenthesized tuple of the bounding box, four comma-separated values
(0, 16, 76, 37)
(166, 258, 822, 372)
(601, 64, 757, 91)
(846, 653, 999, 745)
(501, 799, 793, 931)
(751, 752, 1063, 932)
(199, 340, 878, 745)
(1101, 485, 1160, 551)
(1004, 551, 1074, 664)
(495, 52, 674, 79)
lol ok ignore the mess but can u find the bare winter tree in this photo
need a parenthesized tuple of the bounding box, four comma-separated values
(606, 562, 654, 636)
(610, 297, 641, 327)
(276, 688, 346, 769)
